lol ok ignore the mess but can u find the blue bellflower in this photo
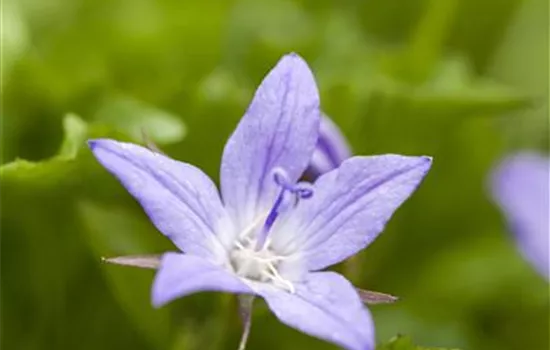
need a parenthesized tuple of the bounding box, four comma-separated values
(89, 54, 432, 350)
(490, 152, 549, 279)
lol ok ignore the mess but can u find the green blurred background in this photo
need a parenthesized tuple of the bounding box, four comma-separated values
(1, 0, 548, 349)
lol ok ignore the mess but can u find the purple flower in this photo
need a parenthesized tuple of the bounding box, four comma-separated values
(490, 152, 549, 279)
(89, 53, 432, 350)
(306, 114, 352, 178)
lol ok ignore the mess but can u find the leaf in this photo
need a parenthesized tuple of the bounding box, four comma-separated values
(392, 0, 460, 84)
(0, 104, 187, 187)
(0, 114, 88, 186)
(78, 200, 171, 349)
(490, 0, 549, 149)
(94, 95, 187, 145)
(412, 57, 531, 117)
(58, 114, 89, 158)
(377, 335, 461, 350)
(314, 16, 530, 123)
(1, 1, 28, 84)
(1, 111, 185, 348)
(226, 0, 313, 52)
(376, 56, 531, 119)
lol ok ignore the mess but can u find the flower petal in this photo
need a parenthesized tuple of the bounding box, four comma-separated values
(490, 152, 549, 279)
(89, 139, 234, 261)
(220, 53, 321, 233)
(306, 114, 352, 178)
(152, 253, 252, 307)
(272, 155, 432, 271)
(255, 272, 375, 350)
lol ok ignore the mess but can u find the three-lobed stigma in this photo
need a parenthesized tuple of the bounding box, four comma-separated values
(256, 168, 313, 249)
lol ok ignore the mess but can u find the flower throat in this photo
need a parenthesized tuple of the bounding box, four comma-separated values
(229, 168, 313, 291)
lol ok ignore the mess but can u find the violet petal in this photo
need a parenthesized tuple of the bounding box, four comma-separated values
(255, 272, 375, 350)
(89, 139, 234, 260)
(152, 253, 252, 307)
(272, 155, 432, 271)
(490, 152, 549, 279)
(220, 53, 321, 233)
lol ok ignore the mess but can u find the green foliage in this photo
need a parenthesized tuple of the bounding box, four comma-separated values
(0, 114, 88, 185)
(1, 108, 186, 349)
(1, 0, 548, 350)
(79, 201, 171, 348)
(377, 335, 460, 350)
(94, 95, 187, 144)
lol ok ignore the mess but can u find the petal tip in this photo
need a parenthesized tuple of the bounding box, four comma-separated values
(151, 296, 165, 309)
(421, 156, 433, 165)
(277, 52, 312, 74)
(87, 138, 113, 152)
(87, 139, 99, 150)
(282, 51, 302, 61)
(150, 279, 167, 309)
(416, 156, 433, 173)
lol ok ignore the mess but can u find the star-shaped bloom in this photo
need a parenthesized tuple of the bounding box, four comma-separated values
(89, 53, 432, 350)
(490, 152, 549, 279)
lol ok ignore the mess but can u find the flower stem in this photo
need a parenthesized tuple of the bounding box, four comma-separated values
(237, 295, 254, 350)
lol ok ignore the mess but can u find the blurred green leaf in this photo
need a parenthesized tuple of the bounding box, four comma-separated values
(315, 13, 529, 131)
(490, 0, 549, 150)
(1, 1, 29, 84)
(0, 114, 88, 185)
(94, 95, 187, 144)
(417, 57, 531, 115)
(377, 335, 461, 350)
(1, 100, 186, 185)
(78, 201, 171, 349)
(375, 55, 530, 119)
(397, 0, 460, 83)
(198, 68, 251, 105)
(1, 110, 185, 349)
(58, 114, 89, 157)
(410, 232, 547, 311)
(226, 0, 313, 62)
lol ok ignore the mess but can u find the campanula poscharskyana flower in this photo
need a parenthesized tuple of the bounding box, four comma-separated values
(89, 53, 432, 350)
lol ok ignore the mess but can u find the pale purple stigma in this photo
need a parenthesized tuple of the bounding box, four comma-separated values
(255, 168, 313, 250)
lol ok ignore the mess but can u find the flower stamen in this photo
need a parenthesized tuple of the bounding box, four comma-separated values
(264, 264, 295, 293)
(230, 238, 295, 293)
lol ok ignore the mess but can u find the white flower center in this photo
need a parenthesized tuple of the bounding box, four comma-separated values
(227, 168, 313, 293)
(229, 220, 295, 293)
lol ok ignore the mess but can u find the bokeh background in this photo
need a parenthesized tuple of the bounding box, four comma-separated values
(1, 0, 548, 349)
